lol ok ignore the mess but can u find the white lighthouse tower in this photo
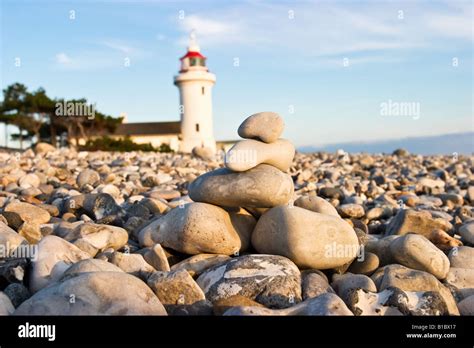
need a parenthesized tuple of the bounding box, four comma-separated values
(174, 31, 216, 153)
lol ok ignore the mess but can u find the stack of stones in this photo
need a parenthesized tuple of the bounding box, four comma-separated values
(136, 111, 361, 310)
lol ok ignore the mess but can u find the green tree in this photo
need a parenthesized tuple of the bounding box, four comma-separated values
(30, 87, 56, 145)
(0, 83, 33, 149)
(53, 99, 123, 147)
(0, 82, 123, 148)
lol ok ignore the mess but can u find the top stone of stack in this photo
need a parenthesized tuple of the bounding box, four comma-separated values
(237, 112, 284, 143)
(225, 112, 294, 173)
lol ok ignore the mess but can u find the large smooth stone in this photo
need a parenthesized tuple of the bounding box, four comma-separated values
(225, 139, 295, 172)
(14, 272, 167, 315)
(237, 111, 284, 143)
(188, 164, 294, 208)
(448, 246, 474, 269)
(385, 209, 452, 237)
(223, 293, 353, 316)
(389, 234, 450, 279)
(196, 254, 301, 309)
(251, 206, 359, 269)
(372, 264, 459, 315)
(3, 202, 50, 229)
(138, 203, 254, 255)
(0, 221, 27, 257)
(294, 196, 339, 217)
(30, 235, 91, 293)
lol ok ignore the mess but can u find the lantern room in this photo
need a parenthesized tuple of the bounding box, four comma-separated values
(179, 31, 208, 72)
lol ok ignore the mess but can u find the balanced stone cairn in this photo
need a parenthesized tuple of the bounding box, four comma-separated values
(166, 112, 359, 309)
(0, 113, 472, 317)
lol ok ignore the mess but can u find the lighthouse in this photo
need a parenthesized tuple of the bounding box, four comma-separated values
(174, 31, 216, 153)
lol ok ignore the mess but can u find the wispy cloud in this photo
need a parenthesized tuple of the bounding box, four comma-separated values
(178, 14, 241, 46)
(425, 13, 473, 40)
(101, 40, 137, 55)
(53, 50, 131, 71)
(181, 15, 235, 36)
(55, 52, 72, 65)
(175, 1, 472, 64)
(53, 39, 150, 71)
(318, 55, 404, 68)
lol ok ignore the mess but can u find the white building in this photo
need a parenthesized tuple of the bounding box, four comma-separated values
(86, 32, 219, 153)
(174, 32, 217, 153)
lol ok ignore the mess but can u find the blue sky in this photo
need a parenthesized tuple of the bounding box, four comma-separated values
(0, 0, 472, 148)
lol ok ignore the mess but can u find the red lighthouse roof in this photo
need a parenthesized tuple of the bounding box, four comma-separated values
(180, 50, 206, 60)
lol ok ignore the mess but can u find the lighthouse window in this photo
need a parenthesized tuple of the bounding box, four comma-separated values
(201, 86, 205, 95)
(196, 123, 200, 132)
(190, 58, 205, 67)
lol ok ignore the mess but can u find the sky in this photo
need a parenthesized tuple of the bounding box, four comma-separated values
(0, 0, 472, 150)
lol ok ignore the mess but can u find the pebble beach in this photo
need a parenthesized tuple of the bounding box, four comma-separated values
(0, 112, 473, 316)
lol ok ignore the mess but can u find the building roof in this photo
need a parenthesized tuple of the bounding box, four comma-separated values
(180, 51, 206, 60)
(216, 140, 239, 145)
(113, 122, 181, 136)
